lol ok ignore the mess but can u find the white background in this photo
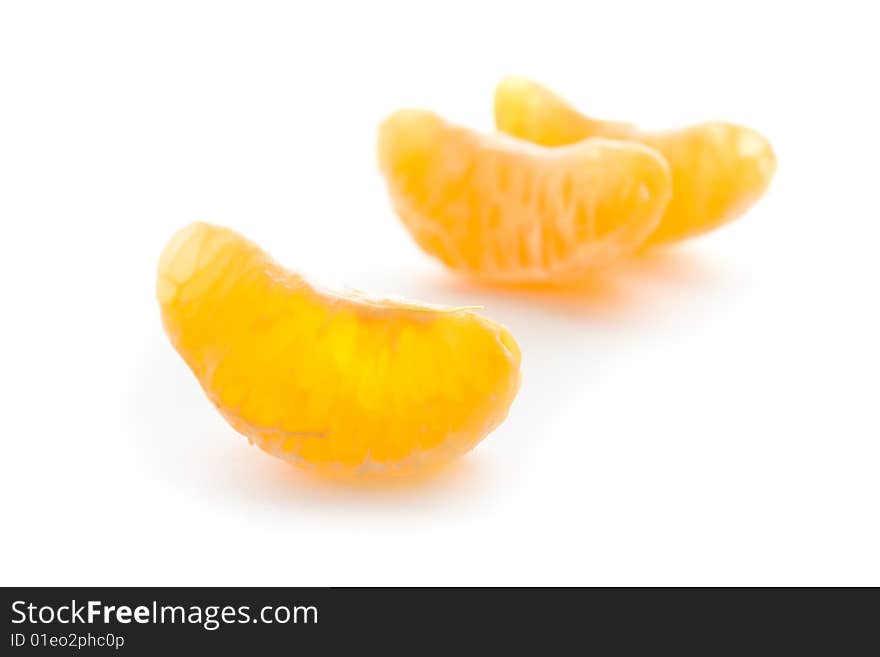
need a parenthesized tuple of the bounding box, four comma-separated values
(1, 1, 878, 586)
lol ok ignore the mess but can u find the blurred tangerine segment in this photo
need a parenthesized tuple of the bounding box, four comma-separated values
(378, 109, 671, 283)
(157, 222, 521, 478)
(494, 77, 776, 245)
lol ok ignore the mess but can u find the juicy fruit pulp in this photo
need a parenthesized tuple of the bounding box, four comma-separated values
(157, 222, 521, 477)
(378, 109, 671, 283)
(494, 77, 777, 244)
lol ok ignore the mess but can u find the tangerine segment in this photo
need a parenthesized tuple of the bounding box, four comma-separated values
(378, 109, 671, 283)
(494, 77, 777, 245)
(157, 222, 521, 477)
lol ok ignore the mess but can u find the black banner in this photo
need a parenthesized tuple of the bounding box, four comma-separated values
(2, 587, 876, 653)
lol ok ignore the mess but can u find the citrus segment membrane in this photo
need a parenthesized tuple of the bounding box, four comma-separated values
(157, 222, 521, 477)
(378, 109, 671, 283)
(494, 77, 776, 244)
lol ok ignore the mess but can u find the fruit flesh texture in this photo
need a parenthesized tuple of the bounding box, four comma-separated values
(378, 109, 671, 283)
(494, 77, 777, 244)
(157, 222, 521, 477)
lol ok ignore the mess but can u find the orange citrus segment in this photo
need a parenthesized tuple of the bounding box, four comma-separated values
(378, 109, 671, 283)
(157, 222, 521, 477)
(494, 77, 777, 245)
